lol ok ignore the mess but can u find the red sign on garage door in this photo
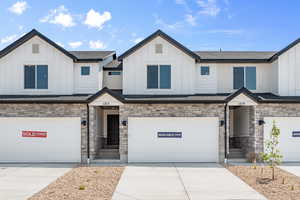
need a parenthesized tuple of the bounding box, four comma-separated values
(22, 131, 47, 138)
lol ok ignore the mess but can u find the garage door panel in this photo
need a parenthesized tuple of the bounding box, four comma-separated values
(264, 117, 300, 162)
(0, 117, 81, 162)
(128, 117, 219, 162)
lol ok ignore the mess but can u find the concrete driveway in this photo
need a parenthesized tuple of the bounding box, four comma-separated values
(112, 163, 266, 200)
(279, 163, 300, 177)
(0, 164, 73, 200)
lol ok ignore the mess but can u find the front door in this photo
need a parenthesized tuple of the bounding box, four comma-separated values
(107, 115, 119, 145)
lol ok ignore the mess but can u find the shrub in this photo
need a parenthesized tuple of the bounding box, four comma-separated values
(79, 185, 86, 190)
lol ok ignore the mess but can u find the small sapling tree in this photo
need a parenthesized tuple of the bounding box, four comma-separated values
(260, 121, 283, 180)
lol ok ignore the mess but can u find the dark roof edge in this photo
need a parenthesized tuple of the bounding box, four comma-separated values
(87, 87, 125, 103)
(118, 30, 201, 62)
(269, 38, 300, 62)
(0, 29, 77, 61)
(199, 59, 270, 63)
(225, 87, 259, 103)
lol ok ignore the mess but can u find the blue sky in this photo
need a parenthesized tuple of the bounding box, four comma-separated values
(0, 0, 300, 54)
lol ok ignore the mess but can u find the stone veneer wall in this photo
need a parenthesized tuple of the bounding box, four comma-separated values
(0, 104, 88, 162)
(255, 103, 300, 154)
(119, 103, 226, 163)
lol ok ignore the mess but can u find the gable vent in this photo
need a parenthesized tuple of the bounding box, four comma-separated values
(155, 44, 163, 54)
(32, 44, 39, 54)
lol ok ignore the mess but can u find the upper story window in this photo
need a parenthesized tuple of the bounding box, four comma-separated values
(32, 44, 39, 54)
(108, 71, 121, 75)
(24, 65, 48, 89)
(147, 65, 171, 89)
(155, 44, 163, 54)
(81, 66, 90, 76)
(233, 66, 256, 90)
(201, 66, 210, 75)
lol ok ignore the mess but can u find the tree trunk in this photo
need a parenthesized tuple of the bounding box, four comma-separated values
(272, 167, 275, 180)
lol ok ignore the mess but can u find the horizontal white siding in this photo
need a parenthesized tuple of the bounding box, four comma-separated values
(0, 36, 74, 95)
(74, 63, 101, 94)
(195, 64, 217, 93)
(123, 36, 196, 95)
(278, 42, 300, 96)
(215, 63, 276, 93)
(103, 71, 122, 90)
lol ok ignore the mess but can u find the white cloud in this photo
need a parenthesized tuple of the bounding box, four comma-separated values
(132, 37, 144, 44)
(18, 25, 24, 30)
(197, 0, 220, 16)
(40, 5, 75, 27)
(56, 42, 64, 47)
(69, 41, 83, 48)
(84, 9, 111, 29)
(185, 14, 197, 26)
(154, 14, 183, 31)
(89, 40, 106, 49)
(1, 34, 18, 44)
(207, 29, 243, 34)
(8, 1, 28, 15)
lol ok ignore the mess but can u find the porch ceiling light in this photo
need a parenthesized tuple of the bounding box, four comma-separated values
(220, 120, 225, 127)
(259, 120, 265, 125)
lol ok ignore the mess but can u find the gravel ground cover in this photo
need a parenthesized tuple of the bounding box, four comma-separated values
(29, 166, 124, 200)
(227, 165, 300, 200)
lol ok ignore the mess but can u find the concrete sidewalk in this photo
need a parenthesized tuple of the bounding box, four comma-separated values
(112, 163, 266, 200)
(0, 164, 73, 200)
(279, 163, 300, 177)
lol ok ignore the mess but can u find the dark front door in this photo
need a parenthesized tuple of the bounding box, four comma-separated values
(107, 115, 119, 145)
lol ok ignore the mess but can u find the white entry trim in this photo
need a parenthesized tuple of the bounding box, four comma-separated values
(89, 93, 123, 106)
(228, 93, 258, 106)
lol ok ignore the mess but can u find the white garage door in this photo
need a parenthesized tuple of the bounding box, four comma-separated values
(128, 117, 219, 162)
(264, 117, 300, 162)
(0, 117, 81, 162)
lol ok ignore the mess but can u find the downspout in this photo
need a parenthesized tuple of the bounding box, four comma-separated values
(87, 104, 90, 165)
(224, 103, 228, 164)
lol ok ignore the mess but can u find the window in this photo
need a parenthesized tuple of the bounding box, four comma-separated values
(108, 71, 121, 75)
(24, 65, 48, 89)
(32, 44, 39, 54)
(81, 66, 90, 76)
(155, 44, 163, 54)
(147, 65, 171, 89)
(233, 67, 256, 90)
(201, 66, 210, 75)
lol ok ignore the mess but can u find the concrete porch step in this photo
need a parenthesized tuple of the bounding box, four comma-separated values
(228, 148, 245, 159)
(96, 149, 120, 159)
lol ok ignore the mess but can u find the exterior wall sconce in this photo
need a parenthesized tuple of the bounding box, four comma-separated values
(122, 120, 127, 126)
(81, 120, 87, 126)
(220, 120, 225, 127)
(259, 120, 265, 125)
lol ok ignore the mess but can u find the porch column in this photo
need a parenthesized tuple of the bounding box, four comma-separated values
(89, 105, 97, 160)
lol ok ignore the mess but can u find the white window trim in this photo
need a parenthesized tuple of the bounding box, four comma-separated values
(24, 65, 48, 90)
(233, 66, 256, 90)
(147, 64, 171, 90)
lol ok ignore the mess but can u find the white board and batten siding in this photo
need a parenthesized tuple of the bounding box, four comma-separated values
(278, 42, 300, 96)
(122, 36, 196, 95)
(74, 62, 102, 94)
(0, 36, 74, 95)
(0, 117, 81, 162)
(264, 117, 300, 162)
(128, 117, 219, 162)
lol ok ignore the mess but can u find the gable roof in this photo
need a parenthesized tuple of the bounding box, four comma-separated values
(269, 37, 300, 62)
(87, 87, 125, 103)
(225, 87, 259, 103)
(0, 29, 77, 60)
(0, 29, 116, 62)
(118, 29, 201, 62)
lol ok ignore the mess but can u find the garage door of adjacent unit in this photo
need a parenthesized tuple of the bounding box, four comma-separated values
(264, 117, 300, 162)
(0, 117, 81, 162)
(128, 117, 219, 162)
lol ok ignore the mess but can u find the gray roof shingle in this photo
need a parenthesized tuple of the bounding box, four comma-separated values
(69, 51, 115, 60)
(194, 51, 276, 60)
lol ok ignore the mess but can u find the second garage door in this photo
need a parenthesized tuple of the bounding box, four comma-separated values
(264, 117, 300, 162)
(128, 117, 219, 162)
(0, 117, 81, 162)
